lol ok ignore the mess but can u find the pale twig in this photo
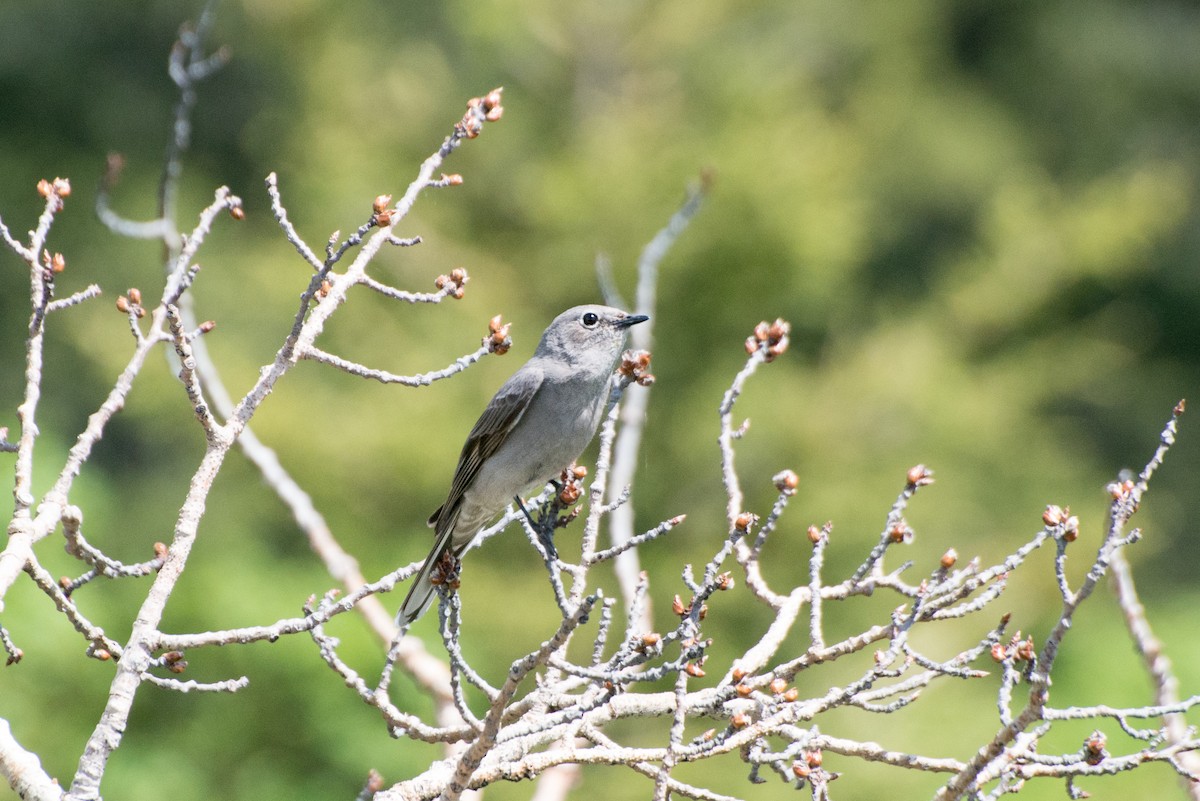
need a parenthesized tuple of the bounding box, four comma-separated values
(141, 674, 250, 693)
(265, 172, 323, 269)
(0, 720, 60, 801)
(46, 284, 102, 313)
(606, 182, 705, 627)
(441, 595, 600, 801)
(301, 342, 492, 386)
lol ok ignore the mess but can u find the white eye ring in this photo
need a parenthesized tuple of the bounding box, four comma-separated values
(581, 311, 599, 327)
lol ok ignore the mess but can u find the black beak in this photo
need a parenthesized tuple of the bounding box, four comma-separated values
(617, 314, 650, 329)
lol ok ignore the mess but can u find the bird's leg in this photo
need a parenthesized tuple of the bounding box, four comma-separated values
(515, 493, 558, 560)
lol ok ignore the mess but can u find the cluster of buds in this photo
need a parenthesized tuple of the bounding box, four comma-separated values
(458, 88, 504, 139)
(41, 249, 66, 279)
(906, 464, 935, 489)
(37, 177, 71, 211)
(372, 193, 393, 226)
(990, 631, 1036, 663)
(1083, 730, 1108, 766)
(1043, 504, 1080, 542)
(435, 267, 468, 300)
(792, 749, 836, 787)
(744, 318, 789, 362)
(115, 287, 146, 318)
(773, 469, 799, 496)
(160, 650, 188, 674)
(617, 349, 654, 387)
(671, 594, 708, 620)
(484, 313, 512, 355)
(557, 464, 587, 505)
(428, 551, 462, 591)
(770, 676, 799, 702)
(1105, 478, 1136, 503)
(887, 520, 914, 544)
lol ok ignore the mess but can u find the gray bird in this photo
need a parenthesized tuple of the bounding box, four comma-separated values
(397, 304, 649, 626)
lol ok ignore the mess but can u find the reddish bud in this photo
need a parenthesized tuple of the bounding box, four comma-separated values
(736, 683, 753, 697)
(734, 512, 756, 532)
(229, 205, 245, 220)
(773, 469, 799, 495)
(1015, 636, 1036, 662)
(731, 712, 750, 729)
(906, 464, 934, 487)
(1062, 516, 1080, 542)
(685, 662, 706, 678)
(783, 687, 799, 702)
(730, 666, 747, 683)
(641, 632, 661, 648)
(373, 194, 393, 214)
(807, 525, 823, 544)
(115, 296, 130, 313)
(769, 677, 787, 695)
(153, 542, 168, 559)
(127, 287, 142, 305)
(940, 548, 958, 569)
(672, 595, 686, 616)
(375, 209, 393, 226)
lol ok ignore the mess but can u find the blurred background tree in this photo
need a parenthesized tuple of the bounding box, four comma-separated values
(1, 0, 1198, 798)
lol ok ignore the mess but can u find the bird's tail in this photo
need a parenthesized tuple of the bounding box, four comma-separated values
(396, 526, 453, 627)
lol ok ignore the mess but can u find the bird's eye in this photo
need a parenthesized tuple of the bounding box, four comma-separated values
(581, 311, 600, 328)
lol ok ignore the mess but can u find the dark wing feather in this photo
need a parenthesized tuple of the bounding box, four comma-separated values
(399, 367, 544, 626)
(429, 366, 544, 535)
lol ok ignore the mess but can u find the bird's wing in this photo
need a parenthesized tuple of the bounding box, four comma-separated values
(402, 367, 544, 627)
(429, 365, 545, 535)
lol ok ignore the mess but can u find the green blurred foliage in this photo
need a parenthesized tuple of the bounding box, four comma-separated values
(2, 0, 1199, 798)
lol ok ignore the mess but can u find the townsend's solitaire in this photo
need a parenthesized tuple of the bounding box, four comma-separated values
(397, 305, 649, 626)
